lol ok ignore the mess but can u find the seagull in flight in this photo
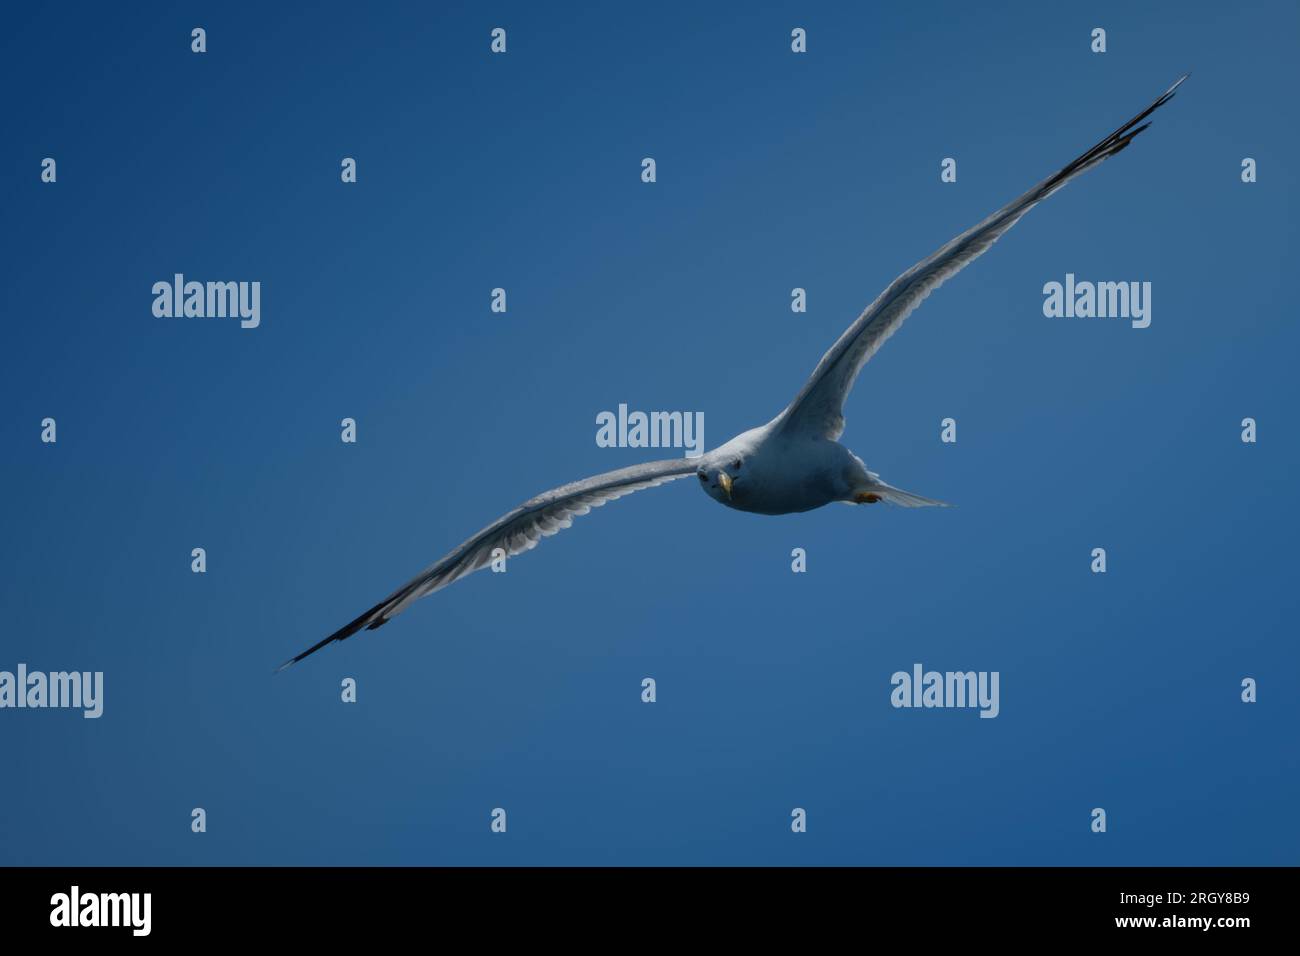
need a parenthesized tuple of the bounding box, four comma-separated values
(279, 76, 1186, 670)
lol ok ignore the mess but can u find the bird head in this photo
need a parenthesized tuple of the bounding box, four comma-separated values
(696, 455, 744, 504)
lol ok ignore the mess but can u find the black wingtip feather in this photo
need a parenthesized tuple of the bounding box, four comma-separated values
(274, 598, 391, 673)
(1045, 74, 1187, 191)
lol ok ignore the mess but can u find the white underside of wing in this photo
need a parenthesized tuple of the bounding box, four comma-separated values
(777, 77, 1186, 441)
(394, 464, 695, 610)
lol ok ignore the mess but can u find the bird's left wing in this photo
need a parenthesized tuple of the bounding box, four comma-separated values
(277, 457, 699, 669)
(776, 75, 1187, 441)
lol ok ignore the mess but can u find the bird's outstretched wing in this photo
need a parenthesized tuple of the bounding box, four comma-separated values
(277, 457, 698, 669)
(776, 75, 1187, 441)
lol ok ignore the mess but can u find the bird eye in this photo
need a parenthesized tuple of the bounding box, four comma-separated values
(697, 471, 707, 481)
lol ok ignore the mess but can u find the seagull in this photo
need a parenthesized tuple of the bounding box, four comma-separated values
(279, 76, 1186, 670)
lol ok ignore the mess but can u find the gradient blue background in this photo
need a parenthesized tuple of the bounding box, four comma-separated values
(2, 1, 1296, 865)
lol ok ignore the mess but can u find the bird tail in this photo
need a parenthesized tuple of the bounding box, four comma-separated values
(859, 481, 951, 508)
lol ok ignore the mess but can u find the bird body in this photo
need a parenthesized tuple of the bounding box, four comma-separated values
(698, 425, 872, 515)
(278, 75, 1187, 671)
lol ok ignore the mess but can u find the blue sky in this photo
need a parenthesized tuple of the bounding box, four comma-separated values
(1, 1, 1296, 865)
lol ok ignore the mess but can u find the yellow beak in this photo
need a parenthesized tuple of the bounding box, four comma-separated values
(717, 471, 733, 501)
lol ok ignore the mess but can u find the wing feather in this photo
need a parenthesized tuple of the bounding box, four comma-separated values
(777, 75, 1186, 440)
(277, 457, 698, 669)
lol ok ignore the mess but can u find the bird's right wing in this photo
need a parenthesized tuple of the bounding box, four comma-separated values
(277, 457, 699, 670)
(776, 75, 1187, 441)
